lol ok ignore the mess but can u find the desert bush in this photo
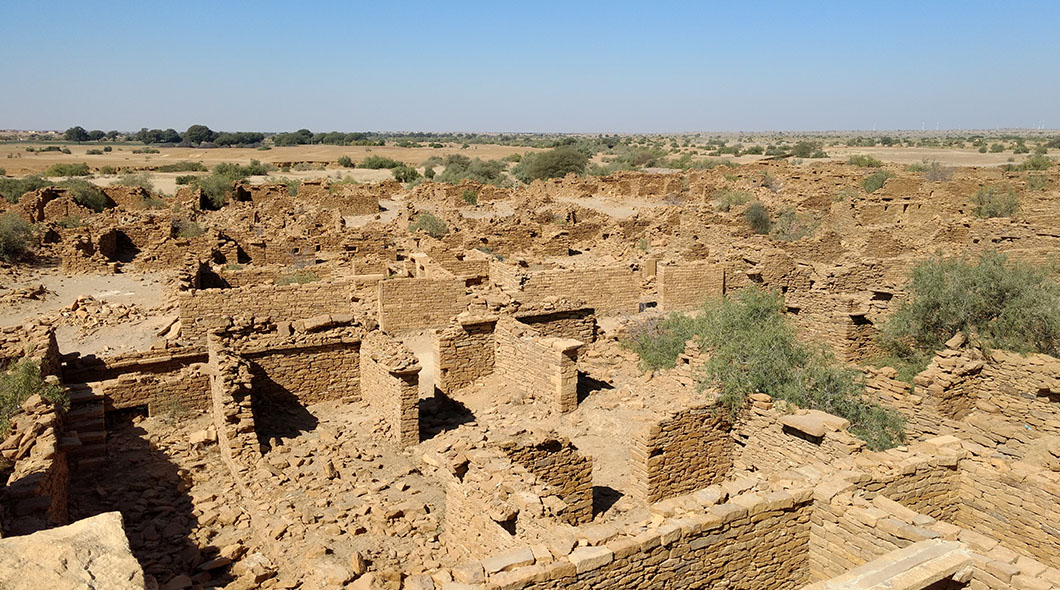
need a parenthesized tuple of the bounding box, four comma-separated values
(0, 359, 67, 435)
(85, 149, 103, 155)
(214, 160, 274, 178)
(919, 160, 954, 182)
(275, 271, 320, 286)
(989, 143, 1005, 153)
(359, 155, 402, 169)
(423, 167, 435, 180)
(744, 202, 771, 234)
(622, 313, 702, 371)
(848, 154, 883, 167)
(461, 189, 478, 205)
(770, 208, 817, 241)
(155, 161, 206, 173)
(392, 165, 420, 183)
(111, 171, 155, 192)
(877, 251, 1060, 379)
(503, 153, 522, 162)
(132, 147, 160, 154)
(0, 174, 50, 203)
(265, 177, 300, 197)
(99, 166, 117, 175)
(172, 219, 203, 238)
(1015, 154, 1053, 171)
(57, 178, 110, 212)
(408, 212, 448, 238)
(971, 185, 1020, 218)
(437, 155, 508, 186)
(512, 147, 588, 182)
(712, 189, 752, 212)
(790, 141, 828, 158)
(0, 168, 5, 176)
(1027, 174, 1048, 191)
(44, 162, 90, 177)
(337, 155, 354, 168)
(175, 175, 198, 185)
(194, 175, 234, 209)
(862, 170, 894, 193)
(56, 215, 83, 228)
(0, 213, 34, 262)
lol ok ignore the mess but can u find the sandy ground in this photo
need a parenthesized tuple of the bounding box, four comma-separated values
(0, 269, 175, 356)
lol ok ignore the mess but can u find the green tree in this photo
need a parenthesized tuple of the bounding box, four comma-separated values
(63, 126, 89, 143)
(184, 124, 218, 145)
(512, 146, 588, 182)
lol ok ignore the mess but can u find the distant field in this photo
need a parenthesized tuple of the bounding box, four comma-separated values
(0, 142, 543, 176)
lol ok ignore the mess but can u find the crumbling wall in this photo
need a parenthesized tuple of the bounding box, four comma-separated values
(243, 341, 360, 405)
(1, 325, 61, 378)
(490, 261, 642, 316)
(360, 331, 420, 447)
(785, 291, 878, 363)
(657, 261, 726, 311)
(498, 435, 593, 525)
(207, 338, 260, 467)
(434, 314, 497, 393)
(376, 277, 470, 333)
(177, 280, 353, 343)
(630, 403, 733, 503)
(493, 318, 582, 413)
(0, 394, 69, 535)
(735, 397, 865, 473)
(513, 305, 597, 342)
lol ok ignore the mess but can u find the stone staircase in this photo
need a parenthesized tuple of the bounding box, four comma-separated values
(60, 382, 107, 470)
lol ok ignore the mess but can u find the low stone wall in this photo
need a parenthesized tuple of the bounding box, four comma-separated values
(243, 340, 360, 405)
(360, 332, 420, 447)
(489, 260, 642, 316)
(207, 337, 260, 468)
(498, 435, 593, 525)
(734, 397, 865, 473)
(656, 261, 726, 311)
(434, 315, 497, 393)
(177, 280, 353, 343)
(1, 325, 61, 379)
(630, 404, 733, 503)
(493, 318, 582, 414)
(514, 305, 597, 343)
(377, 277, 470, 333)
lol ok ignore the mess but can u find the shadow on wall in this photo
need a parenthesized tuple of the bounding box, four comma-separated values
(419, 388, 475, 442)
(67, 422, 233, 588)
(250, 373, 319, 450)
(592, 485, 624, 518)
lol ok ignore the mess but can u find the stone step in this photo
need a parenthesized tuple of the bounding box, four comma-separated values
(77, 430, 106, 444)
(66, 384, 105, 404)
(75, 456, 107, 470)
(59, 433, 82, 450)
(65, 402, 104, 422)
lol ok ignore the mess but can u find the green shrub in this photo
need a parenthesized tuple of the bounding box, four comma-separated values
(213, 159, 274, 178)
(625, 288, 904, 450)
(0, 359, 67, 435)
(989, 143, 1004, 153)
(878, 252, 1060, 379)
(744, 202, 771, 234)
(275, 271, 319, 285)
(461, 189, 478, 205)
(437, 155, 508, 186)
(99, 166, 117, 175)
(0, 213, 34, 262)
(172, 219, 203, 238)
(45, 162, 91, 177)
(512, 147, 588, 182)
(622, 314, 702, 371)
(57, 178, 110, 212)
(1017, 154, 1052, 171)
(265, 177, 300, 197)
(132, 147, 160, 154)
(337, 155, 354, 168)
(712, 189, 752, 212)
(111, 171, 155, 193)
(175, 174, 198, 185)
(504, 153, 522, 162)
(0, 175, 50, 203)
(359, 155, 402, 169)
(848, 154, 883, 167)
(770, 208, 817, 241)
(86, 149, 103, 155)
(1027, 174, 1048, 191)
(155, 161, 206, 173)
(56, 215, 83, 228)
(392, 165, 420, 183)
(971, 185, 1020, 218)
(790, 141, 827, 158)
(862, 170, 894, 193)
(409, 212, 448, 238)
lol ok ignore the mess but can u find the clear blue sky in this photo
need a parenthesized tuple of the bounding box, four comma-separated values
(2, 1, 1057, 133)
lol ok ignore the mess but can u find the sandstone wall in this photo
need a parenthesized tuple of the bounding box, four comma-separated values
(243, 341, 360, 405)
(434, 315, 496, 393)
(498, 436, 593, 525)
(178, 280, 353, 343)
(734, 400, 865, 473)
(630, 404, 733, 503)
(207, 339, 260, 468)
(514, 306, 597, 342)
(359, 332, 420, 447)
(490, 261, 641, 316)
(493, 318, 581, 414)
(376, 277, 470, 333)
(0, 395, 69, 535)
(656, 262, 726, 311)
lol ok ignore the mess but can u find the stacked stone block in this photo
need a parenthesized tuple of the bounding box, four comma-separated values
(498, 435, 594, 525)
(434, 314, 497, 393)
(377, 277, 470, 333)
(360, 331, 420, 447)
(630, 404, 734, 503)
(493, 318, 582, 414)
(657, 261, 726, 311)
